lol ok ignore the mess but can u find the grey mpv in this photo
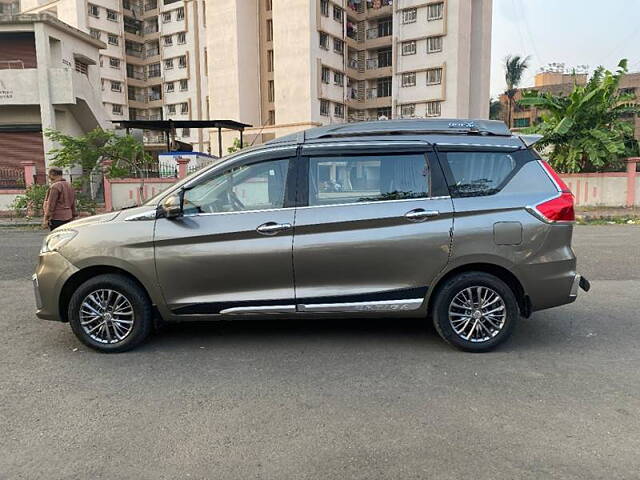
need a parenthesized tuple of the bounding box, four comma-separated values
(33, 119, 590, 352)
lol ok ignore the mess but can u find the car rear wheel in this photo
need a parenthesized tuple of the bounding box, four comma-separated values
(68, 274, 153, 353)
(432, 272, 519, 352)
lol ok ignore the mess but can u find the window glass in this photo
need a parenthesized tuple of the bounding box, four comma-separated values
(308, 154, 429, 206)
(183, 159, 289, 215)
(444, 151, 516, 197)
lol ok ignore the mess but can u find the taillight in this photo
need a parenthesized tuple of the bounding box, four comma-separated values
(535, 192, 575, 222)
(535, 160, 575, 222)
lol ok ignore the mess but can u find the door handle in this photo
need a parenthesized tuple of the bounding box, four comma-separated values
(256, 222, 292, 236)
(404, 208, 440, 222)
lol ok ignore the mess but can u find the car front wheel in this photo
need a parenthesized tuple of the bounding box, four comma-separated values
(432, 272, 519, 352)
(68, 274, 153, 353)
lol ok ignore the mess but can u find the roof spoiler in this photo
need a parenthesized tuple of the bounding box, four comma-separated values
(519, 134, 543, 148)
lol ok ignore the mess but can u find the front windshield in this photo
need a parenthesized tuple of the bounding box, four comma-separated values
(142, 146, 264, 206)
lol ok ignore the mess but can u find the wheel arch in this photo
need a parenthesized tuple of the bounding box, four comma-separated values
(58, 265, 154, 323)
(426, 262, 531, 318)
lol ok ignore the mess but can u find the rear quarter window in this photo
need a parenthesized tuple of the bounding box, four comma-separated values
(441, 151, 519, 197)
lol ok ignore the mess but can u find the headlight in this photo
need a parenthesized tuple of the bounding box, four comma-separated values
(41, 229, 78, 254)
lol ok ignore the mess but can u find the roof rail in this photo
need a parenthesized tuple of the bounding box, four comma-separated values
(303, 119, 512, 141)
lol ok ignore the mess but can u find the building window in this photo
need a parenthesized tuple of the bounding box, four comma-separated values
(321, 66, 330, 84)
(88, 3, 99, 17)
(182, 128, 190, 137)
(266, 0, 272, 11)
(180, 79, 188, 91)
(163, 35, 173, 46)
(89, 28, 101, 40)
(166, 82, 175, 92)
(266, 19, 273, 41)
(319, 32, 329, 50)
(180, 102, 189, 114)
(426, 100, 441, 117)
(427, 36, 443, 53)
(164, 58, 174, 70)
(106, 9, 118, 21)
(427, 2, 444, 21)
(267, 50, 274, 72)
(426, 67, 443, 85)
(514, 117, 530, 128)
(320, 99, 330, 116)
(112, 104, 123, 115)
(334, 103, 344, 118)
(177, 32, 186, 44)
(108, 34, 119, 46)
(400, 104, 416, 117)
(320, 0, 329, 17)
(162, 11, 171, 22)
(402, 72, 416, 87)
(111, 81, 122, 92)
(267, 110, 276, 125)
(333, 5, 343, 22)
(176, 7, 185, 20)
(148, 62, 161, 77)
(75, 59, 89, 75)
(377, 107, 391, 119)
(333, 38, 344, 55)
(268, 80, 275, 102)
(109, 57, 120, 69)
(178, 56, 187, 68)
(402, 41, 416, 56)
(167, 104, 176, 115)
(334, 71, 344, 86)
(402, 8, 417, 24)
(377, 76, 392, 97)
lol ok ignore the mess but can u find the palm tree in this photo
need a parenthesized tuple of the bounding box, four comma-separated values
(504, 54, 531, 128)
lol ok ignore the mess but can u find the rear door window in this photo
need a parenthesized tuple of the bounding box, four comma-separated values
(441, 151, 517, 197)
(308, 154, 430, 206)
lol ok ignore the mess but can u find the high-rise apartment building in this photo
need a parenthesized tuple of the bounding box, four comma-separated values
(207, 0, 492, 151)
(19, 0, 210, 152)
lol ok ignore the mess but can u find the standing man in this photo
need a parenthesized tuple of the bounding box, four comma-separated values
(42, 168, 76, 230)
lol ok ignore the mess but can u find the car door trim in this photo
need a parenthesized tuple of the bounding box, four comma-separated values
(220, 305, 296, 315)
(298, 299, 423, 312)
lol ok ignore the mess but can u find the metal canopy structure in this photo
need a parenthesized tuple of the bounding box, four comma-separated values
(112, 119, 252, 157)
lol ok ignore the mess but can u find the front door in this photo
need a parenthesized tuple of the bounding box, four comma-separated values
(154, 154, 297, 316)
(292, 145, 453, 312)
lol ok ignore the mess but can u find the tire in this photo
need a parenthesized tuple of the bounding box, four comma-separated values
(68, 274, 153, 353)
(432, 272, 519, 352)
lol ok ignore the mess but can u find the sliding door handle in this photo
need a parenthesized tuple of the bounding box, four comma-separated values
(256, 222, 292, 236)
(404, 209, 440, 222)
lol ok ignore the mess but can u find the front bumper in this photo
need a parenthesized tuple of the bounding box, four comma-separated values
(33, 252, 78, 322)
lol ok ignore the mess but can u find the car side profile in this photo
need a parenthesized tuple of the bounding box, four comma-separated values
(33, 119, 589, 353)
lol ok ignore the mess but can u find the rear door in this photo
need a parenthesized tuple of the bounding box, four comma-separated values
(292, 142, 454, 313)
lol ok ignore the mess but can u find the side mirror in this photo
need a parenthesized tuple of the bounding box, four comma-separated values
(161, 192, 183, 219)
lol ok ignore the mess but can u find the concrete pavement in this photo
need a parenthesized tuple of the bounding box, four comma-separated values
(1, 226, 639, 479)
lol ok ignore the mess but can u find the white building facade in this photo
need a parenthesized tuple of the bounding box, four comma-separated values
(20, 0, 210, 153)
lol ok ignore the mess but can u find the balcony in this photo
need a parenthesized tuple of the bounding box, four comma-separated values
(366, 26, 392, 40)
(0, 60, 25, 69)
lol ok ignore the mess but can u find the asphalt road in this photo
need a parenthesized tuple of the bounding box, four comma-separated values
(1, 226, 639, 479)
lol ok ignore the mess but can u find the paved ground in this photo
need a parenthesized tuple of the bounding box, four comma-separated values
(1, 226, 639, 479)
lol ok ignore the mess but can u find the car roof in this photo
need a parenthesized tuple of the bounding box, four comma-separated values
(265, 118, 527, 149)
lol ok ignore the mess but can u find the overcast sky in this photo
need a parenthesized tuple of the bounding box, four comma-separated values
(490, 0, 640, 97)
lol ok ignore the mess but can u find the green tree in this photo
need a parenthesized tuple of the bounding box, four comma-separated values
(489, 98, 503, 120)
(518, 59, 640, 173)
(226, 137, 247, 154)
(45, 128, 154, 202)
(504, 54, 531, 128)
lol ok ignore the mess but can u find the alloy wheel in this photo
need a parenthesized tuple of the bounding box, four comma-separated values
(79, 289, 135, 344)
(448, 286, 506, 343)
